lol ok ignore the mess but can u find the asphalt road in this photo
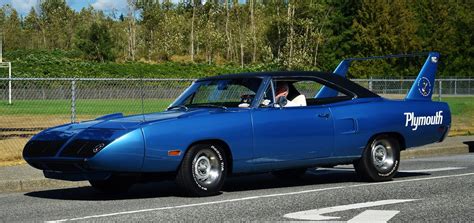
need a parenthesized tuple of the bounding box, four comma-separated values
(0, 154, 473, 222)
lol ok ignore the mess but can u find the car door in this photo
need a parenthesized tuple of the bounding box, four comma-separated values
(251, 78, 335, 167)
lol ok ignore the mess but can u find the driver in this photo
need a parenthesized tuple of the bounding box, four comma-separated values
(275, 82, 306, 107)
(275, 82, 290, 102)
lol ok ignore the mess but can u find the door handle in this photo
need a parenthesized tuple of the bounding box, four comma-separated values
(318, 113, 330, 119)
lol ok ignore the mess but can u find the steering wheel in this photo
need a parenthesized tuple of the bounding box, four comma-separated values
(240, 94, 255, 104)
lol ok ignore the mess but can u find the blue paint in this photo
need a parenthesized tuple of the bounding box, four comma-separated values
(406, 52, 439, 100)
(23, 53, 451, 183)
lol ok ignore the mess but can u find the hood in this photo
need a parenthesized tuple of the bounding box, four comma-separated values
(24, 108, 230, 159)
(30, 109, 217, 144)
(91, 109, 212, 130)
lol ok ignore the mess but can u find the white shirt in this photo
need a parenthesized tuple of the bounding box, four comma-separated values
(285, 95, 307, 107)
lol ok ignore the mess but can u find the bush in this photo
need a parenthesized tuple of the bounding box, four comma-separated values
(1, 49, 280, 78)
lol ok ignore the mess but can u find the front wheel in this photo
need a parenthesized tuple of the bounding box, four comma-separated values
(354, 135, 400, 181)
(176, 143, 227, 196)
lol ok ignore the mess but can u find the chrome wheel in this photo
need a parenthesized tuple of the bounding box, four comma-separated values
(192, 149, 221, 187)
(371, 139, 395, 173)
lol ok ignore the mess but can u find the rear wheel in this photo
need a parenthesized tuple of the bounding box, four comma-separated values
(176, 143, 227, 196)
(272, 168, 307, 179)
(354, 135, 400, 181)
(89, 175, 133, 194)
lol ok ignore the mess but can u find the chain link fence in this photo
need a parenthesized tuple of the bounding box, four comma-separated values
(0, 77, 473, 165)
(353, 78, 474, 99)
(0, 78, 194, 165)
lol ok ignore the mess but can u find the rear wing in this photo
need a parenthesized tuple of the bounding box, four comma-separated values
(315, 52, 440, 101)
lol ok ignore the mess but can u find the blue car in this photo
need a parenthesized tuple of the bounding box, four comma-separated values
(23, 52, 450, 196)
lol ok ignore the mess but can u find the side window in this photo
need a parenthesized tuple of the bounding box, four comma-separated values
(292, 80, 350, 99)
(293, 80, 353, 106)
(292, 80, 324, 99)
(259, 77, 353, 107)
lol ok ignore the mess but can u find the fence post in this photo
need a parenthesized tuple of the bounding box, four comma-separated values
(454, 79, 457, 95)
(369, 77, 373, 91)
(71, 79, 76, 123)
(141, 78, 145, 122)
(438, 80, 442, 101)
(470, 78, 472, 95)
(8, 62, 11, 105)
(383, 78, 386, 94)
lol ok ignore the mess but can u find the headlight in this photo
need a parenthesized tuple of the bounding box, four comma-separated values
(60, 140, 110, 158)
(23, 140, 67, 157)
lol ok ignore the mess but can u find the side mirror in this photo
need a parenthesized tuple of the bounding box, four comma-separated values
(276, 96, 288, 107)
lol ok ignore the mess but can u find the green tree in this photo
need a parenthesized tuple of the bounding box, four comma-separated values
(0, 7, 5, 34)
(350, 0, 420, 77)
(39, 0, 76, 49)
(136, 0, 162, 61)
(76, 22, 116, 62)
(414, 1, 473, 77)
(3, 6, 22, 50)
(24, 8, 42, 49)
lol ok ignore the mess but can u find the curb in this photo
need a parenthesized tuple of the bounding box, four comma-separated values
(0, 179, 87, 193)
(0, 144, 470, 193)
(401, 145, 469, 160)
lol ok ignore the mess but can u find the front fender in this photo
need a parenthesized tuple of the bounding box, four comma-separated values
(140, 110, 254, 173)
(86, 128, 145, 172)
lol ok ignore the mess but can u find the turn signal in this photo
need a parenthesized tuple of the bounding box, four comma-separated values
(168, 150, 182, 156)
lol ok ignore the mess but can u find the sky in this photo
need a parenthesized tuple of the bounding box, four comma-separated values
(0, 0, 182, 16)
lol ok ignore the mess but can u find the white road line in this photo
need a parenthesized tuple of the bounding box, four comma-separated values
(47, 172, 474, 222)
(348, 210, 400, 223)
(317, 167, 467, 173)
(284, 199, 416, 221)
(400, 167, 466, 173)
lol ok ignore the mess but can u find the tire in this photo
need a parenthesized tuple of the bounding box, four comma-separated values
(354, 135, 400, 182)
(272, 168, 307, 179)
(89, 175, 133, 194)
(176, 143, 227, 197)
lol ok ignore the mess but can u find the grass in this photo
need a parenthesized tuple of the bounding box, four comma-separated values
(440, 97, 474, 136)
(0, 99, 174, 116)
(440, 97, 474, 116)
(0, 99, 173, 167)
(0, 97, 472, 167)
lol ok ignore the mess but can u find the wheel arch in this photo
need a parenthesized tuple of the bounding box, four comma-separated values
(367, 132, 406, 151)
(185, 139, 234, 175)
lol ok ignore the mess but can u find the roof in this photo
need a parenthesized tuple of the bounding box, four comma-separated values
(198, 71, 380, 98)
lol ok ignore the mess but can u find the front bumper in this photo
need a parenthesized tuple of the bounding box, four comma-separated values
(43, 170, 110, 181)
(27, 158, 111, 181)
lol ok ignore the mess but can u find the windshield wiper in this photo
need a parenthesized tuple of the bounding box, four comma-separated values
(167, 105, 189, 111)
(191, 104, 227, 110)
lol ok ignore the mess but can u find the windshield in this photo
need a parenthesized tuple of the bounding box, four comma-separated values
(175, 78, 262, 108)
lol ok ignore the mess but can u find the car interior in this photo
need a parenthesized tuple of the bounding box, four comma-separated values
(269, 79, 354, 107)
